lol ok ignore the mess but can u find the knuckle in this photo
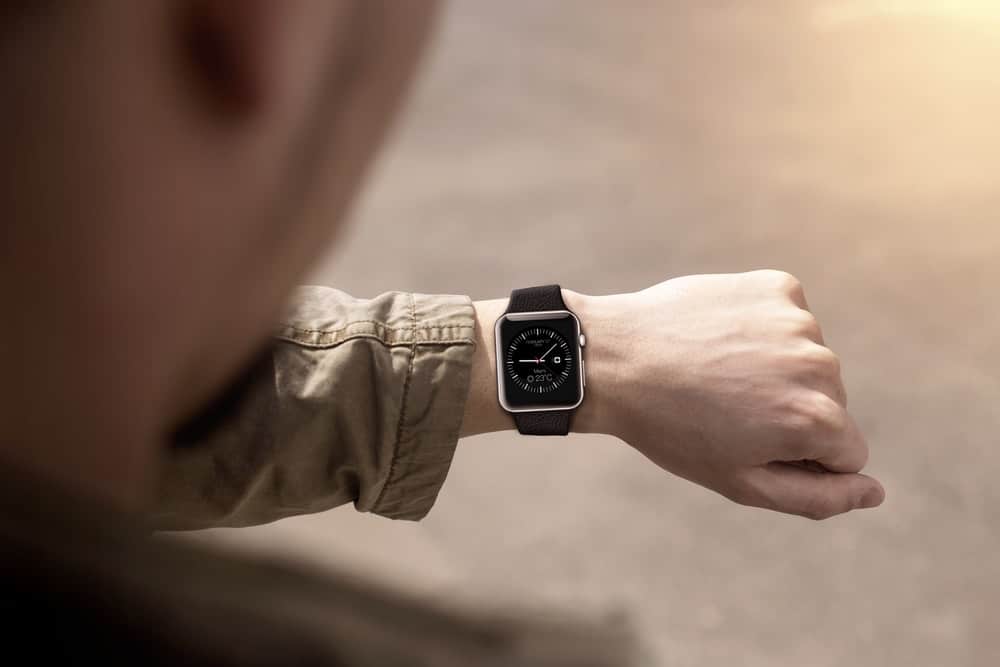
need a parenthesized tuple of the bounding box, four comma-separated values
(791, 312, 823, 341)
(780, 273, 804, 297)
(785, 280, 805, 301)
(785, 392, 844, 435)
(819, 347, 842, 375)
(758, 269, 801, 294)
(801, 344, 841, 377)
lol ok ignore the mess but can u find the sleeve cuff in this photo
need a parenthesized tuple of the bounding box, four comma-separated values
(366, 292, 476, 521)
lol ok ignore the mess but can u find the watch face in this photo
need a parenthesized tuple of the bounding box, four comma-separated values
(504, 327, 574, 394)
(496, 312, 583, 411)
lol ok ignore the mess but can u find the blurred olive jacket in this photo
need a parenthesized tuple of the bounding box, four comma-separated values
(156, 286, 477, 528)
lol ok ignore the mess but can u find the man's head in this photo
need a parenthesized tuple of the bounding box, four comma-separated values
(0, 1, 437, 506)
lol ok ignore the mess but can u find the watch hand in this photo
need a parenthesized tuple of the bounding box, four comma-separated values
(539, 344, 558, 361)
(518, 359, 541, 363)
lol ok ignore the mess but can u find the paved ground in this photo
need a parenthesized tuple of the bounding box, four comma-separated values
(195, 3, 1000, 665)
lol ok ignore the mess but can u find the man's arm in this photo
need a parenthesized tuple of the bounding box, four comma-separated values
(156, 271, 882, 529)
(463, 271, 883, 520)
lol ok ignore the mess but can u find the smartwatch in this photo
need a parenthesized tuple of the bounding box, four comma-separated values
(494, 284, 586, 435)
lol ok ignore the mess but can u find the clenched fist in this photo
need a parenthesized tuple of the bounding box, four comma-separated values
(571, 270, 884, 520)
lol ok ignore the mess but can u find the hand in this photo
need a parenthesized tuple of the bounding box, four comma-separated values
(571, 270, 884, 520)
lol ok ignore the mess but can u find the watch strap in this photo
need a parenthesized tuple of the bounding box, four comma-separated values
(505, 284, 567, 314)
(514, 410, 571, 436)
(505, 284, 573, 436)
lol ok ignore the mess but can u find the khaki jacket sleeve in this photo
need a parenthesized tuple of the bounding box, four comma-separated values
(153, 286, 477, 529)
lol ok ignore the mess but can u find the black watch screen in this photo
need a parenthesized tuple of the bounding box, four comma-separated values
(495, 311, 583, 411)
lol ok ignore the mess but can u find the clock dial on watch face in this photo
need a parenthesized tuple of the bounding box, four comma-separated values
(504, 327, 574, 394)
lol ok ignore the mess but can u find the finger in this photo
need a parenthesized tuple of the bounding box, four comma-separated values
(792, 344, 846, 406)
(789, 310, 825, 345)
(745, 462, 885, 520)
(819, 373, 846, 408)
(755, 269, 810, 310)
(811, 411, 868, 473)
(791, 288, 810, 311)
(822, 359, 847, 408)
(804, 314, 825, 345)
(784, 274, 810, 310)
(779, 393, 867, 473)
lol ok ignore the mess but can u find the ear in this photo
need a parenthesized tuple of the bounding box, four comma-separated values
(179, 0, 286, 115)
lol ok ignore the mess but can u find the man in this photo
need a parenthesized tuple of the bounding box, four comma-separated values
(0, 2, 883, 664)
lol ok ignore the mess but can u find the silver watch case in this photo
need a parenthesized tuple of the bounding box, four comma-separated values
(494, 309, 586, 413)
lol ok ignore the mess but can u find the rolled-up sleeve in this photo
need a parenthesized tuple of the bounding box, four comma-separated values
(153, 286, 476, 529)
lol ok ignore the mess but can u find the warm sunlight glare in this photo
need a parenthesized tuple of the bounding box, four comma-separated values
(818, 0, 1000, 25)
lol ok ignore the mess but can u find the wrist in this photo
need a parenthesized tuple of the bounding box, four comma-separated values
(462, 288, 632, 439)
(561, 289, 629, 438)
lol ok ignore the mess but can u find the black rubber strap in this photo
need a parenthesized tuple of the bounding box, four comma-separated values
(506, 284, 568, 314)
(505, 284, 572, 436)
(513, 410, 571, 436)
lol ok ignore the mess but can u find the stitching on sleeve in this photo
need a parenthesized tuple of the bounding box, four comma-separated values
(274, 331, 474, 350)
(281, 320, 411, 335)
(282, 323, 473, 336)
(372, 292, 417, 512)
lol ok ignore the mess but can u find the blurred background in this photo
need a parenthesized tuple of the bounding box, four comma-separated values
(194, 2, 1000, 665)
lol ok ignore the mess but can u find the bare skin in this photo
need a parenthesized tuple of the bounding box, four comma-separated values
(463, 273, 883, 520)
(0, 1, 882, 521)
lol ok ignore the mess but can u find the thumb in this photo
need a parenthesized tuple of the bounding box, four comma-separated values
(746, 462, 885, 520)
